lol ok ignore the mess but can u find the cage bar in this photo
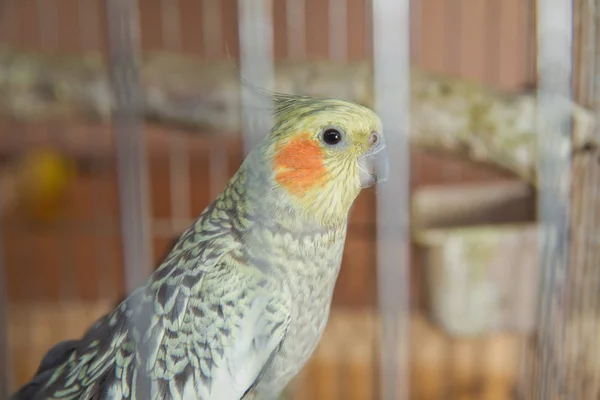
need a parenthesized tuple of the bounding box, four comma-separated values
(444, 0, 462, 77)
(562, 0, 600, 398)
(0, 0, 16, 43)
(372, 0, 412, 399)
(409, 0, 421, 64)
(160, 0, 182, 50)
(285, 0, 306, 60)
(202, 0, 222, 58)
(0, 200, 9, 398)
(105, 0, 153, 293)
(237, 0, 275, 154)
(77, 0, 100, 51)
(160, 0, 192, 234)
(328, 0, 348, 62)
(202, 0, 230, 200)
(484, 0, 502, 84)
(326, 2, 351, 396)
(529, 0, 574, 398)
(79, 0, 117, 300)
(36, 0, 58, 49)
(166, 133, 192, 231)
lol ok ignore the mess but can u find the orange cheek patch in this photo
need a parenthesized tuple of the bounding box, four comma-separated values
(273, 134, 328, 196)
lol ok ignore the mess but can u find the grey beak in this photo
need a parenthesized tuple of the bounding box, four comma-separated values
(358, 133, 389, 189)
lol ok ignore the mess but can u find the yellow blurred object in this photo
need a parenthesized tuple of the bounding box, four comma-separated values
(9, 147, 77, 223)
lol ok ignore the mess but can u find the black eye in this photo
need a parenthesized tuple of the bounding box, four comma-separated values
(322, 128, 343, 145)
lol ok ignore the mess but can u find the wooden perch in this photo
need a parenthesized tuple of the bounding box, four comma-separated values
(0, 46, 596, 185)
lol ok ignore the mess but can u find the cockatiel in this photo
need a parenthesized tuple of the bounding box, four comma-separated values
(11, 93, 388, 400)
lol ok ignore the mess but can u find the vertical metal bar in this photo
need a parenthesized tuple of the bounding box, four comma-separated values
(442, 0, 462, 181)
(365, 12, 380, 397)
(531, 0, 573, 398)
(364, 0, 373, 63)
(519, 1, 538, 394)
(526, 0, 537, 86)
(0, 199, 10, 400)
(202, 0, 229, 200)
(363, 9, 381, 398)
(372, 0, 412, 399)
(444, 0, 462, 76)
(105, 0, 153, 293)
(237, 0, 275, 154)
(282, 1, 312, 397)
(484, 0, 502, 84)
(39, 0, 70, 303)
(365, 13, 379, 399)
(36, 0, 58, 48)
(161, 0, 181, 49)
(161, 0, 192, 233)
(0, 0, 17, 43)
(563, 0, 600, 398)
(78, 0, 100, 52)
(208, 137, 229, 201)
(327, 2, 349, 397)
(38, 0, 78, 355)
(286, 0, 306, 59)
(79, 0, 116, 299)
(202, 0, 222, 58)
(473, 1, 505, 397)
(328, 0, 347, 61)
(236, 0, 276, 337)
(410, 0, 421, 65)
(1, 3, 21, 392)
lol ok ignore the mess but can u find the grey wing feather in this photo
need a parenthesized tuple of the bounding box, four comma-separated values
(134, 246, 292, 399)
(10, 237, 182, 400)
(9, 310, 121, 400)
(34, 339, 80, 376)
(11, 205, 291, 399)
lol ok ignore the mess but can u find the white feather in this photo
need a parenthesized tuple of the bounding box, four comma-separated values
(206, 295, 284, 400)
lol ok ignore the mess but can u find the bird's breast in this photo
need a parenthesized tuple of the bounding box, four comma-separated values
(256, 232, 346, 388)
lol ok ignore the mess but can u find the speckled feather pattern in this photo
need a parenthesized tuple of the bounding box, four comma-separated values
(12, 95, 383, 400)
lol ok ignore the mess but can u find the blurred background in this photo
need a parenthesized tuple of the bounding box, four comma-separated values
(0, 0, 597, 399)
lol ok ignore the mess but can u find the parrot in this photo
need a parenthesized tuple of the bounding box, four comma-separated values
(10, 92, 388, 400)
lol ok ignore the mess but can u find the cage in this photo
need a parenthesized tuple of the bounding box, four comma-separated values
(0, 0, 598, 399)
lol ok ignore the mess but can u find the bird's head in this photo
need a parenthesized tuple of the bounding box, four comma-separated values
(256, 94, 388, 227)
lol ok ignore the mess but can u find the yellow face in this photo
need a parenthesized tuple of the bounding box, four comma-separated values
(268, 96, 387, 225)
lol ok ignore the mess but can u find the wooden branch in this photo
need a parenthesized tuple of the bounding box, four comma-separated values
(0, 45, 596, 185)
